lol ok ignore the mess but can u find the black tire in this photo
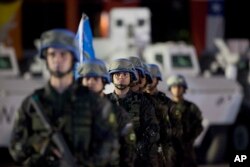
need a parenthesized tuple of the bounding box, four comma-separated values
(206, 134, 228, 163)
(230, 123, 249, 151)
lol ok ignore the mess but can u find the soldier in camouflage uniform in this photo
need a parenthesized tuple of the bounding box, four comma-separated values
(9, 29, 118, 167)
(129, 57, 161, 166)
(166, 75, 203, 167)
(106, 58, 160, 167)
(145, 64, 175, 167)
(77, 59, 136, 167)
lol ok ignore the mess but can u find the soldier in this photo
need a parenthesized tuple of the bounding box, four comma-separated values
(77, 59, 136, 167)
(9, 29, 118, 167)
(166, 75, 203, 167)
(106, 58, 160, 167)
(145, 64, 174, 167)
(129, 57, 164, 166)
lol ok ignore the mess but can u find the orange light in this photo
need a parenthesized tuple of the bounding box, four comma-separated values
(100, 11, 109, 37)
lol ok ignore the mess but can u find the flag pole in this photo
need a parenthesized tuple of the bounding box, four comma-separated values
(78, 14, 84, 64)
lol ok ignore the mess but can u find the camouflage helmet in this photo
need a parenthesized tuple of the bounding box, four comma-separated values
(143, 63, 153, 84)
(166, 74, 188, 90)
(148, 64, 162, 81)
(39, 29, 79, 61)
(77, 59, 110, 84)
(129, 56, 145, 77)
(108, 58, 137, 82)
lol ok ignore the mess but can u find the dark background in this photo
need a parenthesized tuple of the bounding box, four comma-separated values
(22, 0, 250, 49)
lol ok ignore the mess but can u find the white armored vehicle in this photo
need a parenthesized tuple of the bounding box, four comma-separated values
(0, 44, 45, 148)
(143, 41, 250, 163)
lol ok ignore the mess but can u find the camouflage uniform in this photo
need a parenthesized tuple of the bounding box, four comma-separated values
(110, 104, 136, 167)
(169, 100, 203, 167)
(167, 75, 203, 167)
(129, 59, 160, 166)
(146, 64, 174, 167)
(9, 83, 118, 167)
(9, 29, 119, 167)
(77, 59, 136, 167)
(107, 58, 160, 167)
(107, 91, 160, 167)
(146, 91, 174, 167)
(140, 63, 160, 167)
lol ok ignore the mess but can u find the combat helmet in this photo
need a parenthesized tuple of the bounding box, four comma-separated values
(129, 56, 145, 78)
(108, 58, 137, 82)
(78, 59, 110, 84)
(147, 64, 162, 81)
(39, 29, 79, 61)
(166, 74, 188, 90)
(142, 63, 153, 84)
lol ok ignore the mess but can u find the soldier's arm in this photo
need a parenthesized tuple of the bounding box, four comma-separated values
(115, 105, 135, 143)
(91, 98, 120, 166)
(116, 106, 136, 167)
(186, 103, 203, 142)
(159, 103, 172, 139)
(9, 97, 40, 163)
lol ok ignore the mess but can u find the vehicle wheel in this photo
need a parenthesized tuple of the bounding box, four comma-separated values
(231, 123, 249, 151)
(206, 133, 227, 163)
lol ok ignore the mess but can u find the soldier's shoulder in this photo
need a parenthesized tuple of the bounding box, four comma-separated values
(73, 84, 91, 97)
(130, 92, 147, 103)
(142, 92, 153, 100)
(158, 91, 171, 101)
(131, 91, 145, 98)
(158, 91, 166, 97)
(183, 99, 194, 106)
(105, 93, 113, 99)
(24, 87, 44, 100)
(20, 87, 46, 111)
(184, 100, 200, 111)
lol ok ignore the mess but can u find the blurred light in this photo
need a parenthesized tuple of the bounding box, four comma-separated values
(100, 11, 109, 37)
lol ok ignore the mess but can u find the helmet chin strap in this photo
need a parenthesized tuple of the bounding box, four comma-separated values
(114, 84, 129, 90)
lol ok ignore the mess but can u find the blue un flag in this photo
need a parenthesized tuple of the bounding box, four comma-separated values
(74, 13, 96, 79)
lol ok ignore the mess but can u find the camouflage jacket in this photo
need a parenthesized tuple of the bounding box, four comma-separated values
(104, 95, 136, 167)
(145, 91, 172, 145)
(113, 103, 136, 167)
(169, 100, 203, 145)
(107, 91, 160, 157)
(9, 82, 118, 167)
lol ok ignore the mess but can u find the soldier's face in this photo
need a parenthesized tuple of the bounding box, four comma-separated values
(113, 72, 131, 86)
(170, 85, 185, 97)
(147, 78, 158, 90)
(138, 77, 146, 88)
(46, 47, 73, 77)
(82, 77, 104, 93)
